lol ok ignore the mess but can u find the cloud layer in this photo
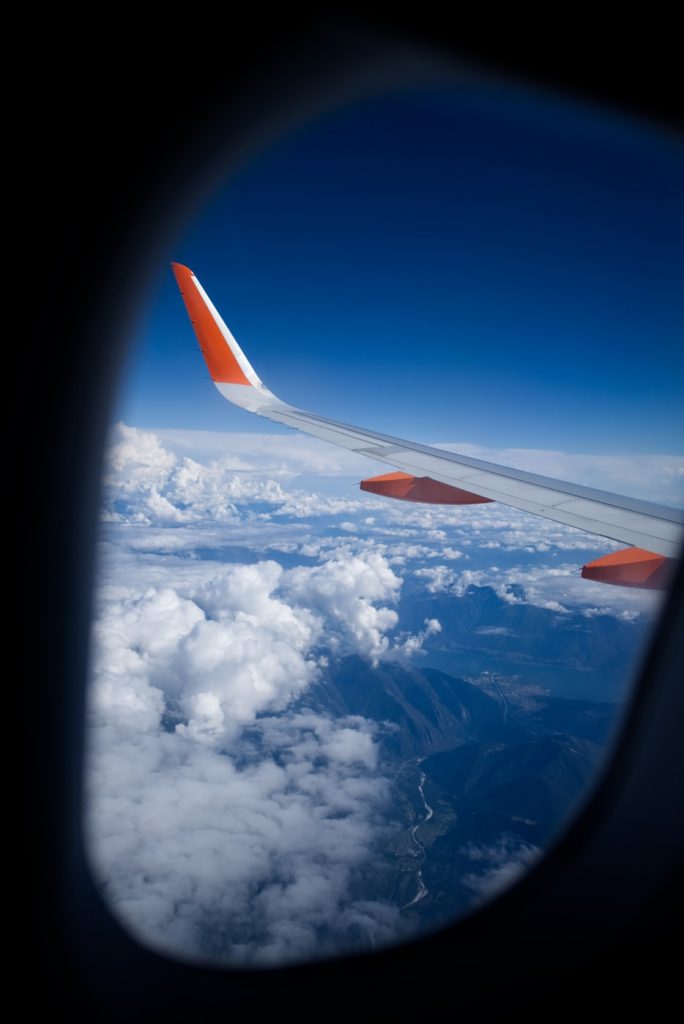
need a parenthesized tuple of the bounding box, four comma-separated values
(87, 422, 679, 964)
(105, 422, 684, 527)
(88, 695, 402, 965)
(87, 548, 431, 963)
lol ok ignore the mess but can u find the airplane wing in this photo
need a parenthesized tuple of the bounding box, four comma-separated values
(171, 263, 682, 588)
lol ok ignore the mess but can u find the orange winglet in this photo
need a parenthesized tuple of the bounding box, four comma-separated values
(171, 263, 251, 385)
(360, 471, 491, 505)
(581, 547, 673, 590)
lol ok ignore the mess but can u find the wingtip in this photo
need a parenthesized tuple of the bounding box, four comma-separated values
(170, 261, 193, 277)
(171, 262, 254, 387)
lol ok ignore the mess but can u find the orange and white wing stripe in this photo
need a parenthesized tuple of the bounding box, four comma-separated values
(171, 262, 286, 414)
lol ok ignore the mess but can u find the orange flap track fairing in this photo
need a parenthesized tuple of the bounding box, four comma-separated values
(360, 471, 492, 505)
(581, 547, 674, 590)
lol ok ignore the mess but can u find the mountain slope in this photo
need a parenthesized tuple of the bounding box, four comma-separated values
(302, 656, 509, 757)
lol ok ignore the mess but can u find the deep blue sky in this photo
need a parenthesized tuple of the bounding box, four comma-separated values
(118, 81, 683, 454)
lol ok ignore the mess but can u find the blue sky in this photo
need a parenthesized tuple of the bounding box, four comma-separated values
(118, 80, 683, 455)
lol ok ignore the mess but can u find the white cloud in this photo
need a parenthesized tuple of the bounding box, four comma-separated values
(437, 443, 684, 507)
(104, 423, 394, 529)
(272, 494, 375, 519)
(155, 427, 377, 479)
(103, 423, 290, 526)
(461, 839, 541, 900)
(410, 555, 662, 619)
(392, 617, 442, 658)
(448, 564, 662, 619)
(87, 699, 402, 965)
(414, 565, 458, 593)
(283, 553, 403, 665)
(93, 567, 319, 742)
(87, 547, 436, 964)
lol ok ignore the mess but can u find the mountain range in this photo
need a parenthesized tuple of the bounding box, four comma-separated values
(298, 649, 620, 931)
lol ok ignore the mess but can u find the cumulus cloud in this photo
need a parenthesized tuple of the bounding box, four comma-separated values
(283, 553, 404, 664)
(447, 564, 663, 620)
(91, 548, 433, 744)
(392, 617, 442, 658)
(272, 493, 375, 520)
(461, 838, 541, 899)
(87, 547, 435, 964)
(103, 423, 290, 525)
(414, 565, 458, 593)
(93, 567, 319, 743)
(104, 423, 392, 529)
(87, 696, 403, 965)
(408, 555, 661, 620)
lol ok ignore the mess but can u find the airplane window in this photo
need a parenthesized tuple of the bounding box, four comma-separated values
(84, 76, 683, 968)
